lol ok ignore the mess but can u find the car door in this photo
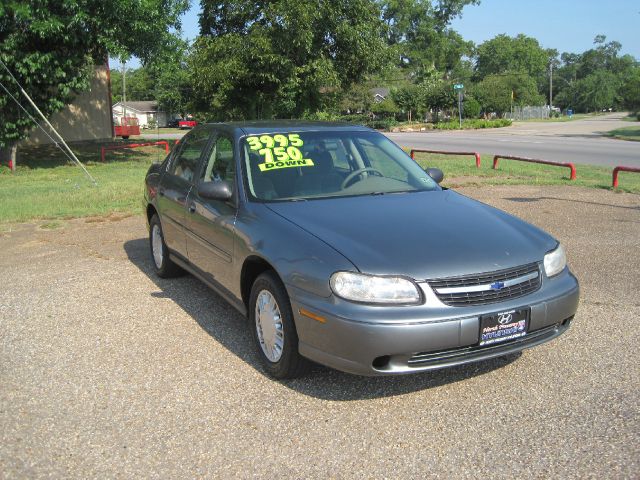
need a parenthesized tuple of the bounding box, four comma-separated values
(184, 133, 238, 289)
(157, 128, 212, 259)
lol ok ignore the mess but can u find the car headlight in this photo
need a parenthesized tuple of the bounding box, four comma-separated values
(330, 271, 421, 304)
(544, 243, 567, 277)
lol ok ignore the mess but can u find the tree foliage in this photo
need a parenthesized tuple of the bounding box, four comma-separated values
(192, 0, 388, 119)
(0, 0, 189, 148)
(473, 73, 544, 115)
(474, 34, 552, 88)
(553, 35, 639, 112)
(380, 0, 477, 78)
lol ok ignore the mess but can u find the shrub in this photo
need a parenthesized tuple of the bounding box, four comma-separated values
(463, 98, 481, 119)
(433, 119, 512, 130)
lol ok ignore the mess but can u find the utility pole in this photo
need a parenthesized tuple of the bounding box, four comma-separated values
(121, 59, 126, 122)
(453, 83, 464, 128)
(549, 61, 553, 108)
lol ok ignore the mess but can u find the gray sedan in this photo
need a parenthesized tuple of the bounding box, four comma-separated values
(144, 122, 579, 378)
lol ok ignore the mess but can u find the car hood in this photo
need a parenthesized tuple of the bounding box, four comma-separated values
(265, 190, 557, 280)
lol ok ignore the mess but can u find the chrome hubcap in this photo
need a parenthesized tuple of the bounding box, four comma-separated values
(255, 290, 284, 362)
(151, 224, 163, 269)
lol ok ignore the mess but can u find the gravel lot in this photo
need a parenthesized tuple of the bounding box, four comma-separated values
(1, 185, 638, 478)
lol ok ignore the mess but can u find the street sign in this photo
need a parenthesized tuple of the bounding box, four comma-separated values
(453, 84, 464, 90)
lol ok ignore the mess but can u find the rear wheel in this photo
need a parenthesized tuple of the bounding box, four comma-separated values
(249, 271, 310, 378)
(149, 214, 183, 278)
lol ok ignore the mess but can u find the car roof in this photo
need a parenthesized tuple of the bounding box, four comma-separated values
(201, 121, 374, 136)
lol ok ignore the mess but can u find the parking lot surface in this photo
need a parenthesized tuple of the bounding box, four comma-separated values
(1, 185, 638, 478)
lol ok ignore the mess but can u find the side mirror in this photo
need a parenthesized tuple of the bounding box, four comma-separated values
(197, 180, 233, 201)
(425, 167, 444, 184)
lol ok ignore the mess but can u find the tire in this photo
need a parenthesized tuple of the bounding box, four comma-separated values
(249, 271, 310, 379)
(122, 135, 129, 140)
(149, 214, 184, 278)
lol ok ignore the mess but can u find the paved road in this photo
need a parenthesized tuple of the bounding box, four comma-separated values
(385, 113, 640, 168)
(141, 114, 639, 168)
(1, 186, 638, 478)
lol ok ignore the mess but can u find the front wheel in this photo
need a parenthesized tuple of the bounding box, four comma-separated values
(249, 271, 310, 378)
(149, 214, 184, 278)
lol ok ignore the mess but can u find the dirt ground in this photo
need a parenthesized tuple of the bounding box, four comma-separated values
(1, 185, 639, 478)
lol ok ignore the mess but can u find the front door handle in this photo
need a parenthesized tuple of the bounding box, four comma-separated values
(188, 203, 196, 213)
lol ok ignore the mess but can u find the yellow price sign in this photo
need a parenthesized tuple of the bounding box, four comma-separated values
(248, 134, 314, 171)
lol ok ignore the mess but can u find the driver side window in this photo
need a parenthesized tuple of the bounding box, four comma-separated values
(170, 129, 210, 182)
(201, 135, 236, 185)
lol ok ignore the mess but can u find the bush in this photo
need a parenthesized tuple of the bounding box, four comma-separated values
(433, 119, 512, 130)
(463, 98, 481, 118)
(367, 118, 399, 130)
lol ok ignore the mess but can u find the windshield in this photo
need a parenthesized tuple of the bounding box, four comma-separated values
(241, 130, 439, 201)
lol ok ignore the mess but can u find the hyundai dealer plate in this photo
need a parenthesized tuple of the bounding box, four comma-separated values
(480, 308, 529, 346)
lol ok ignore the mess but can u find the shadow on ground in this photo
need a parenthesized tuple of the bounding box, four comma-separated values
(124, 237, 520, 401)
(505, 196, 640, 211)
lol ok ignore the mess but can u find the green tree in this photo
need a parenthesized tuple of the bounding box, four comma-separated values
(371, 97, 399, 118)
(110, 67, 156, 104)
(391, 84, 423, 120)
(575, 70, 620, 112)
(474, 73, 544, 115)
(379, 0, 478, 78)
(193, 0, 388, 119)
(463, 96, 481, 118)
(475, 34, 552, 89)
(0, 0, 189, 166)
(553, 35, 638, 113)
(340, 84, 375, 115)
(621, 67, 640, 111)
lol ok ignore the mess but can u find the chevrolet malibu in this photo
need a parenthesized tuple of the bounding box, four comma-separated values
(144, 122, 579, 378)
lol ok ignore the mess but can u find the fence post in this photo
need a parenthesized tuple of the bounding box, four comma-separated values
(474, 152, 481, 168)
(613, 166, 640, 188)
(101, 146, 106, 162)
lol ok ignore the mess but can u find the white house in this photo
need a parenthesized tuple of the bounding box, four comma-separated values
(112, 100, 167, 128)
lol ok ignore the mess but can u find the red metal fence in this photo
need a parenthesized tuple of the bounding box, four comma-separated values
(101, 141, 169, 162)
(410, 149, 481, 168)
(612, 166, 640, 188)
(493, 155, 576, 180)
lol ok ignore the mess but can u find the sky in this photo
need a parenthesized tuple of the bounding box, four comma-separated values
(450, 0, 640, 58)
(121, 0, 639, 69)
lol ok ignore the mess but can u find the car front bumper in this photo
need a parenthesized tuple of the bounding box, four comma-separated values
(288, 268, 579, 376)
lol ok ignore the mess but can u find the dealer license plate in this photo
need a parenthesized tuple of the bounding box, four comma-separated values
(479, 308, 529, 346)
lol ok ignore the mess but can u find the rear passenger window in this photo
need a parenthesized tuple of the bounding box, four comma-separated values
(170, 129, 210, 182)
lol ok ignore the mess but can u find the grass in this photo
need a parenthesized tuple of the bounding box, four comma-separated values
(1, 141, 637, 225)
(622, 113, 639, 122)
(409, 152, 640, 194)
(0, 139, 177, 224)
(606, 126, 640, 141)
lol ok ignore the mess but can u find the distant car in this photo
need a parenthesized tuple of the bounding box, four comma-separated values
(179, 119, 197, 129)
(144, 122, 579, 378)
(167, 119, 179, 128)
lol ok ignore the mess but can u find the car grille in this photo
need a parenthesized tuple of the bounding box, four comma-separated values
(427, 262, 541, 307)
